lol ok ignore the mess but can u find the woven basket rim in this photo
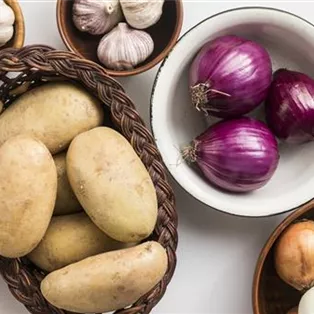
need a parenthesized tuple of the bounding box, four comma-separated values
(0, 44, 178, 314)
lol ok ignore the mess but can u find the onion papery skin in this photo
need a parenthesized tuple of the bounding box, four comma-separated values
(186, 117, 279, 193)
(266, 69, 314, 144)
(189, 35, 272, 118)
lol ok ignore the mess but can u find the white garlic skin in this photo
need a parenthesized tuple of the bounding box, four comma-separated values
(120, 0, 165, 30)
(97, 22, 154, 71)
(0, 1, 15, 47)
(72, 0, 123, 35)
(299, 286, 314, 314)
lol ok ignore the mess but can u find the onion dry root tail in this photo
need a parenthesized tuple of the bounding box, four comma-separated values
(181, 144, 197, 163)
(190, 83, 231, 115)
(190, 83, 209, 114)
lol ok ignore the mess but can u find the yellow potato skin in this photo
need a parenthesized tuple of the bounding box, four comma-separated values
(28, 213, 131, 272)
(0, 135, 57, 258)
(66, 127, 158, 243)
(0, 82, 104, 154)
(53, 152, 81, 215)
(41, 241, 168, 313)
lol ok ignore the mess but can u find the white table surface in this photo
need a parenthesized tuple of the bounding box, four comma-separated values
(1, 1, 312, 313)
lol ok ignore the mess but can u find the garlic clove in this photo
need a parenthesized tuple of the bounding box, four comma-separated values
(0, 2, 15, 26)
(120, 0, 165, 30)
(72, 0, 123, 35)
(97, 22, 154, 71)
(0, 1, 15, 47)
(0, 26, 13, 47)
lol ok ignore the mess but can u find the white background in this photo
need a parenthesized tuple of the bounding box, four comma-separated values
(0, 1, 312, 313)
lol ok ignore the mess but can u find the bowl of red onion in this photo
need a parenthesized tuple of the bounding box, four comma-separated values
(151, 7, 314, 217)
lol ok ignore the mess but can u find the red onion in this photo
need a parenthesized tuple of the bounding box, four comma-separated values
(182, 117, 279, 192)
(189, 35, 272, 118)
(266, 68, 314, 144)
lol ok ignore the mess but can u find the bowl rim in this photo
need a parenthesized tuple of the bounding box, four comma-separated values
(252, 199, 314, 314)
(56, 0, 184, 77)
(150, 5, 314, 218)
(3, 0, 25, 49)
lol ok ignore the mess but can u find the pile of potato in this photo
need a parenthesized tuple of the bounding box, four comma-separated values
(0, 82, 167, 313)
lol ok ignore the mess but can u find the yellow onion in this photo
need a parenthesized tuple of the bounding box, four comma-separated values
(274, 220, 314, 291)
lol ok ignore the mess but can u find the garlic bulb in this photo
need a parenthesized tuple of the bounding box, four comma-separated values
(97, 22, 154, 70)
(120, 0, 164, 29)
(0, 1, 15, 47)
(72, 0, 123, 35)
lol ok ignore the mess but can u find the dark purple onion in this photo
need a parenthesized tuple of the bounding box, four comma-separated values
(189, 35, 272, 118)
(266, 68, 314, 144)
(183, 117, 279, 192)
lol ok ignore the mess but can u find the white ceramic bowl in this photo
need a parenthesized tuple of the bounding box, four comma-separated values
(151, 7, 314, 217)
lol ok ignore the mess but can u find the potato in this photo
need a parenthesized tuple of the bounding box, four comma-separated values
(66, 127, 158, 243)
(28, 213, 133, 272)
(53, 152, 81, 215)
(41, 241, 167, 313)
(0, 135, 57, 258)
(0, 82, 104, 154)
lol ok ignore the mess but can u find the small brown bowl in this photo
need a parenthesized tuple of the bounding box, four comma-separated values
(2, 0, 25, 49)
(252, 200, 314, 314)
(56, 0, 183, 77)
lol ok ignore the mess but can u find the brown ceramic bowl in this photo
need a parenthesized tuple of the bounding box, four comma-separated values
(252, 200, 314, 314)
(2, 0, 25, 49)
(56, 0, 183, 77)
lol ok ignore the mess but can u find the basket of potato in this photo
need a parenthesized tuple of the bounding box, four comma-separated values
(0, 45, 177, 314)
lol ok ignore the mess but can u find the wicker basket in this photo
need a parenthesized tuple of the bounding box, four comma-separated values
(0, 45, 178, 314)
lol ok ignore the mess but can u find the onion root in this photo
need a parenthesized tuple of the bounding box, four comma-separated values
(181, 143, 198, 163)
(190, 82, 231, 114)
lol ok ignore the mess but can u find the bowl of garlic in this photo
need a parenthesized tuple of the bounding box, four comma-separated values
(56, 0, 183, 77)
(0, 0, 25, 49)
